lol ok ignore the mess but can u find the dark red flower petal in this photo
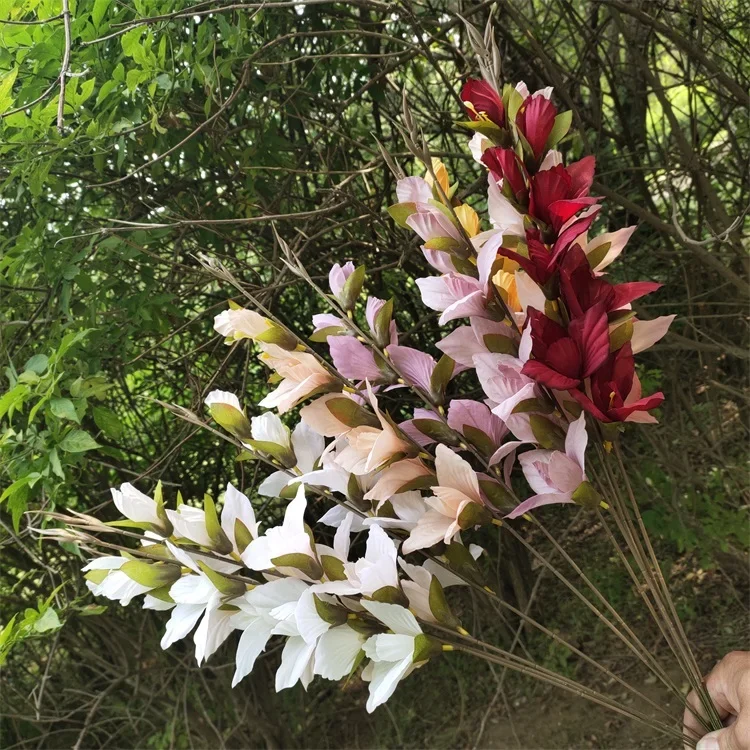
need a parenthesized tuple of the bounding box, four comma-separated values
(547, 197, 599, 232)
(528, 308, 568, 354)
(550, 208, 601, 264)
(610, 391, 664, 421)
(611, 281, 662, 309)
(522, 360, 581, 390)
(560, 245, 616, 317)
(496, 246, 539, 282)
(461, 79, 505, 127)
(568, 303, 611, 378)
(545, 337, 583, 379)
(526, 236, 556, 284)
(529, 165, 571, 225)
(517, 96, 557, 158)
(610, 343, 636, 398)
(482, 147, 526, 196)
(566, 156, 596, 198)
(568, 388, 611, 422)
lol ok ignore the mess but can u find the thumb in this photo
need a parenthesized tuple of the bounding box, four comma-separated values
(695, 726, 742, 750)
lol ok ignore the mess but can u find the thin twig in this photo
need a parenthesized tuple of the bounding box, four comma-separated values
(56, 0, 72, 135)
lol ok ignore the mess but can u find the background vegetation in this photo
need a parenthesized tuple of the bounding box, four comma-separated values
(0, 0, 747, 747)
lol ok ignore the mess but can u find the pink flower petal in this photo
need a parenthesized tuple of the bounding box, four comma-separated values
(328, 336, 383, 382)
(386, 344, 435, 392)
(505, 492, 573, 519)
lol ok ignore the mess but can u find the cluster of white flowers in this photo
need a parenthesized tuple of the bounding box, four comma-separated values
(85, 478, 472, 711)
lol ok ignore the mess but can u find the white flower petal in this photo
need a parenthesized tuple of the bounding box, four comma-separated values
(161, 603, 205, 649)
(232, 616, 276, 687)
(360, 600, 421, 637)
(314, 625, 365, 680)
(365, 656, 413, 712)
(275, 636, 316, 691)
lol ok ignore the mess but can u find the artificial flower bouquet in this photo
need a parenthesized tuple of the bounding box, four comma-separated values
(48, 25, 722, 745)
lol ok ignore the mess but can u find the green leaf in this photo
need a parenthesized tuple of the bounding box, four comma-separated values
(33, 608, 61, 633)
(310, 325, 346, 343)
(254, 324, 297, 350)
(77, 78, 96, 106)
(313, 594, 348, 626)
(411, 418, 460, 446)
(610, 320, 634, 352)
(456, 119, 504, 138)
(7, 484, 30, 532)
(92, 406, 123, 439)
(430, 354, 455, 404)
(0, 475, 36, 504)
(483, 333, 517, 355)
(423, 236, 461, 252)
(511, 398, 554, 415)
(571, 480, 602, 509)
(462, 425, 496, 457)
(234, 518, 253, 555)
(121, 27, 144, 57)
(372, 297, 394, 346)
(506, 86, 526, 123)
(325, 397, 379, 429)
(77, 604, 108, 617)
(59, 429, 100, 453)
(208, 402, 253, 440)
(607, 309, 636, 326)
(0, 384, 29, 420)
(196, 561, 246, 597)
(339, 264, 366, 310)
(457, 501, 491, 529)
(369, 585, 408, 606)
(120, 560, 181, 588)
(586, 240, 611, 271)
(203, 494, 233, 554)
(0, 615, 17, 664)
(54, 330, 92, 363)
(478, 479, 515, 510)
(48, 449, 65, 479)
(92, 0, 112, 28)
(271, 553, 323, 580)
(412, 633, 441, 663)
(244, 439, 295, 468)
(0, 67, 18, 114)
(50, 397, 80, 424)
(529, 415, 566, 451)
(96, 78, 118, 105)
(320, 554, 346, 581)
(24, 354, 49, 374)
(428, 575, 459, 627)
(545, 110, 573, 150)
(387, 202, 416, 229)
(443, 541, 483, 585)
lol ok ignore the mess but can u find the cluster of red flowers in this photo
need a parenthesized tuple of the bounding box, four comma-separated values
(460, 78, 666, 424)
